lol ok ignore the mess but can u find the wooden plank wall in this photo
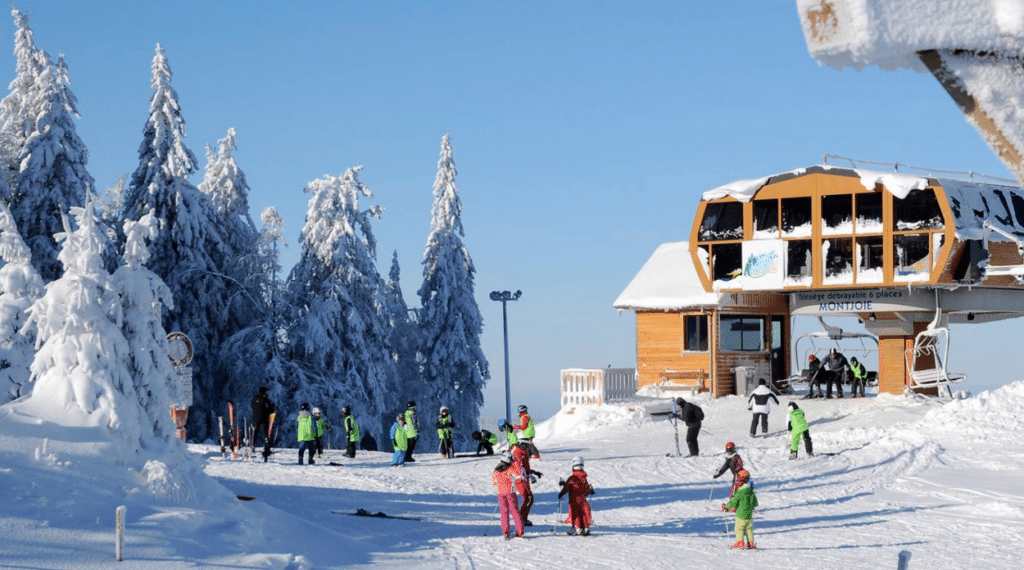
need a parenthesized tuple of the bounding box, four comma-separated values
(635, 311, 711, 390)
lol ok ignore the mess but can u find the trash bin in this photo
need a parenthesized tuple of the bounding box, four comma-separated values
(734, 366, 757, 397)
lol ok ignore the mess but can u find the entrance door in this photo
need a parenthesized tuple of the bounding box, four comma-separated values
(770, 316, 787, 385)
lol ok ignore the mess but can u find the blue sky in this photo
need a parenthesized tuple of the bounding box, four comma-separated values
(10, 1, 1019, 422)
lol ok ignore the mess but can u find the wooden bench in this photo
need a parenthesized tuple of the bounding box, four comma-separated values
(659, 369, 708, 394)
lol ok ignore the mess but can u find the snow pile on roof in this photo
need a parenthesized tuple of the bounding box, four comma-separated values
(797, 0, 1024, 72)
(613, 242, 723, 311)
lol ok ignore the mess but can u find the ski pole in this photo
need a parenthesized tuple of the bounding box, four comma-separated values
(552, 496, 562, 534)
(483, 502, 500, 536)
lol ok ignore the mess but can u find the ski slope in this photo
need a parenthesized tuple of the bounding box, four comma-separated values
(2, 383, 1023, 569)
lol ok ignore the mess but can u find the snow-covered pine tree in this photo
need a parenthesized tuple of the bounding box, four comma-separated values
(9, 49, 91, 281)
(0, 200, 43, 402)
(121, 44, 229, 442)
(384, 250, 422, 412)
(0, 7, 43, 193)
(286, 167, 396, 444)
(110, 213, 178, 444)
(418, 135, 489, 452)
(198, 128, 267, 405)
(220, 206, 303, 426)
(25, 197, 145, 447)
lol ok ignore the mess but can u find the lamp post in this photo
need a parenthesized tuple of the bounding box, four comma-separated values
(490, 290, 522, 423)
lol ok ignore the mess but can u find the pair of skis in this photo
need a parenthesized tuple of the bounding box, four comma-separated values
(219, 403, 276, 461)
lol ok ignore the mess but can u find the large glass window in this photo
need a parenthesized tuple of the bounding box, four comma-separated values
(855, 193, 883, 233)
(753, 200, 779, 238)
(781, 197, 812, 237)
(786, 240, 812, 285)
(684, 315, 709, 352)
(894, 188, 943, 230)
(720, 316, 765, 352)
(856, 236, 884, 283)
(823, 238, 854, 283)
(699, 202, 743, 241)
(711, 243, 742, 282)
(894, 233, 931, 279)
(821, 194, 853, 235)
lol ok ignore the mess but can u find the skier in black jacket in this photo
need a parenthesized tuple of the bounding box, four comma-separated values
(251, 386, 275, 461)
(674, 397, 703, 457)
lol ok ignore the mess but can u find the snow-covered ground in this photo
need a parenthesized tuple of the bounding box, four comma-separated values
(3, 383, 1023, 569)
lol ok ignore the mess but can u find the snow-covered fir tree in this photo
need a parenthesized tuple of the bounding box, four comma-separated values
(25, 198, 146, 448)
(0, 200, 43, 402)
(384, 250, 422, 406)
(0, 7, 42, 192)
(220, 206, 303, 423)
(110, 213, 178, 444)
(9, 49, 91, 281)
(418, 135, 489, 451)
(286, 167, 397, 444)
(121, 44, 229, 441)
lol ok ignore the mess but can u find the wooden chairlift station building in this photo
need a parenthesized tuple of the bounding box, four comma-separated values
(614, 163, 1024, 397)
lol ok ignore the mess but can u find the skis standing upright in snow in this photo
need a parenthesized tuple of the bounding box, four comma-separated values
(228, 401, 237, 460)
(218, 415, 226, 458)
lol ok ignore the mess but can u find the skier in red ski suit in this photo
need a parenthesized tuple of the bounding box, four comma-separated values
(558, 456, 594, 536)
(511, 442, 543, 526)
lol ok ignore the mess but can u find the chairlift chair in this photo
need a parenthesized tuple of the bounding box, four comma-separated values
(904, 308, 966, 397)
(788, 317, 879, 390)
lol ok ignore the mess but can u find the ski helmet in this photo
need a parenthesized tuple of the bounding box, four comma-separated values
(312, 407, 321, 415)
(850, 356, 859, 364)
(725, 442, 736, 453)
(300, 402, 310, 411)
(498, 418, 508, 428)
(808, 354, 816, 362)
(789, 401, 799, 410)
(571, 456, 584, 470)
(518, 404, 528, 414)
(736, 469, 750, 482)
(407, 400, 416, 409)
(342, 405, 351, 415)
(440, 405, 449, 414)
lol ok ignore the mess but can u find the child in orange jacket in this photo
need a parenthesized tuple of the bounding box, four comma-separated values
(491, 453, 524, 539)
(557, 456, 594, 536)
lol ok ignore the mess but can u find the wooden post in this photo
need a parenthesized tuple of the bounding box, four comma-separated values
(115, 505, 126, 561)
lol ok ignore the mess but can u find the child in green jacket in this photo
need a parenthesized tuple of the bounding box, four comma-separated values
(721, 469, 758, 549)
(787, 401, 814, 459)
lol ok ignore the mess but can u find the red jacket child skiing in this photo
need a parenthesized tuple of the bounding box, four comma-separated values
(491, 453, 524, 539)
(511, 442, 542, 526)
(712, 441, 745, 499)
(558, 456, 594, 536)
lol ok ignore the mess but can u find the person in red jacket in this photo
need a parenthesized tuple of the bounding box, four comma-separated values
(558, 456, 594, 536)
(511, 442, 543, 526)
(491, 453, 524, 539)
(712, 442, 745, 499)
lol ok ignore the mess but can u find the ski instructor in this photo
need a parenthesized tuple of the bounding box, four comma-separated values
(251, 386, 275, 462)
(674, 397, 703, 457)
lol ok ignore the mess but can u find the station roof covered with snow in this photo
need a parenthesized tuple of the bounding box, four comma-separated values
(702, 164, 1024, 240)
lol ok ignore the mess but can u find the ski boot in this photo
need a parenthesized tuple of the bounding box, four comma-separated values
(566, 527, 579, 536)
(788, 450, 798, 460)
(746, 542, 756, 549)
(580, 528, 590, 536)
(503, 532, 512, 540)
(730, 540, 747, 549)
(523, 519, 533, 526)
